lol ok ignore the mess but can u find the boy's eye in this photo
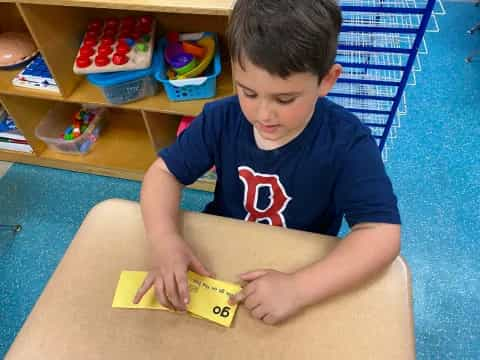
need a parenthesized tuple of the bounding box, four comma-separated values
(276, 97, 296, 105)
(242, 90, 257, 98)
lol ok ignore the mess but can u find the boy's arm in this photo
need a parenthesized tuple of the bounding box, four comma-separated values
(140, 158, 183, 246)
(135, 157, 212, 311)
(290, 126, 402, 308)
(294, 222, 401, 307)
(230, 222, 400, 325)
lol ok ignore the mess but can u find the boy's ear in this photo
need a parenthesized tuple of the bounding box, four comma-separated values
(318, 64, 343, 97)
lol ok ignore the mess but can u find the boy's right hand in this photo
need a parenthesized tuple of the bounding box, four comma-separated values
(132, 234, 212, 311)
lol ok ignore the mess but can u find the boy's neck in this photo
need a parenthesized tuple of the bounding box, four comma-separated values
(253, 128, 303, 151)
(253, 108, 315, 151)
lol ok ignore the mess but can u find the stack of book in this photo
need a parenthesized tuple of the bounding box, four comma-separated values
(0, 108, 33, 153)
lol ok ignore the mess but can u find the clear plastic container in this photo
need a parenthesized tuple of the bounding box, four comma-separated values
(93, 75, 158, 105)
(35, 103, 107, 155)
(86, 42, 162, 105)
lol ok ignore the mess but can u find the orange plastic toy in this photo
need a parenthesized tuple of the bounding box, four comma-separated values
(182, 41, 206, 58)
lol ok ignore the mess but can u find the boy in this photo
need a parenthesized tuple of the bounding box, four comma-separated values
(134, 0, 401, 325)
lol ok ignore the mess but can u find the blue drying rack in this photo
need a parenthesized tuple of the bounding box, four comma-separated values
(328, 0, 438, 156)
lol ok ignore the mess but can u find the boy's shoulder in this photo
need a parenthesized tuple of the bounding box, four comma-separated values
(319, 98, 369, 132)
(199, 96, 244, 136)
(203, 95, 241, 116)
(316, 97, 372, 146)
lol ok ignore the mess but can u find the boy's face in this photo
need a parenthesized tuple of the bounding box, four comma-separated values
(233, 57, 341, 150)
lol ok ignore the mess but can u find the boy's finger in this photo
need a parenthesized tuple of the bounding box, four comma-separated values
(240, 269, 269, 281)
(175, 270, 190, 306)
(133, 273, 154, 304)
(262, 314, 278, 326)
(154, 279, 173, 309)
(228, 290, 246, 305)
(229, 285, 254, 305)
(244, 294, 261, 311)
(165, 273, 184, 311)
(251, 305, 268, 321)
(189, 255, 212, 277)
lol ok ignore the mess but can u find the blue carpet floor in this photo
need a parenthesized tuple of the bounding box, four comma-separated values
(1, 2, 479, 358)
(385, 2, 480, 355)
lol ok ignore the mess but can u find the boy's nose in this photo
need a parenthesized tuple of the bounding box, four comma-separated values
(256, 101, 274, 123)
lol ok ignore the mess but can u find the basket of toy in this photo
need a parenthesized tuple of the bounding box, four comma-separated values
(86, 41, 162, 105)
(35, 103, 107, 154)
(155, 32, 221, 102)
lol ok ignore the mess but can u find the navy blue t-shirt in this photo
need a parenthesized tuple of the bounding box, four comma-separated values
(160, 96, 400, 236)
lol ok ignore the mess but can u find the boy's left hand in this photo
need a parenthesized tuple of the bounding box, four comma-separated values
(228, 269, 305, 325)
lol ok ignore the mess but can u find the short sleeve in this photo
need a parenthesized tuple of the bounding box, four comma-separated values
(334, 132, 401, 228)
(159, 107, 217, 185)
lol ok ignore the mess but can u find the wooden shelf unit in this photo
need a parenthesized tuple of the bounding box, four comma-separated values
(0, 0, 234, 192)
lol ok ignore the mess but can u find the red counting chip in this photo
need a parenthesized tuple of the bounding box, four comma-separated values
(103, 28, 117, 38)
(139, 15, 153, 25)
(100, 36, 115, 46)
(98, 45, 113, 56)
(120, 24, 134, 34)
(79, 46, 95, 57)
(76, 56, 92, 68)
(104, 25, 119, 35)
(118, 31, 131, 41)
(112, 53, 129, 65)
(130, 32, 141, 40)
(105, 17, 119, 28)
(87, 19, 103, 31)
(116, 43, 130, 54)
(118, 38, 128, 46)
(95, 55, 110, 67)
(137, 23, 151, 34)
(83, 37, 97, 47)
(86, 30, 99, 38)
(121, 16, 135, 28)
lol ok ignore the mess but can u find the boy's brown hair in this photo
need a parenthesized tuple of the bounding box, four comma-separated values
(227, 0, 342, 81)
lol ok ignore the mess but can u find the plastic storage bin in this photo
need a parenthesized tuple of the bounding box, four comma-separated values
(155, 32, 221, 102)
(86, 42, 162, 105)
(35, 103, 107, 155)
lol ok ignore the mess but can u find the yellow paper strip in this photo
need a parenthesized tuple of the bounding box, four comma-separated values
(112, 270, 242, 327)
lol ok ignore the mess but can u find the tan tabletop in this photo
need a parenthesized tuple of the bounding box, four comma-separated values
(6, 199, 415, 359)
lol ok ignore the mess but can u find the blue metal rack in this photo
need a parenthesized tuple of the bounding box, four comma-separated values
(328, 0, 443, 159)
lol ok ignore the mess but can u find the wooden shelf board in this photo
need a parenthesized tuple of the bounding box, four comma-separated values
(0, 150, 216, 191)
(1, 151, 147, 180)
(0, 149, 36, 162)
(1, 65, 233, 116)
(67, 67, 233, 116)
(15, 0, 234, 15)
(0, 150, 216, 192)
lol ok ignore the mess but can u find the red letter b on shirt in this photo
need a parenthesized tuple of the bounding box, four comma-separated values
(238, 166, 291, 227)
